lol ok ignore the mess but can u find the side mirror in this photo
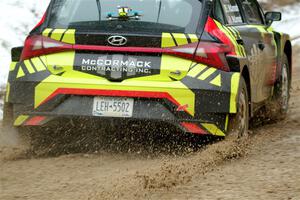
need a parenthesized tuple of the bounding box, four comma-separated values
(265, 11, 282, 26)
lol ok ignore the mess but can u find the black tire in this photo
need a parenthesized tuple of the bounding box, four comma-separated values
(266, 54, 290, 121)
(228, 76, 249, 139)
(274, 55, 290, 116)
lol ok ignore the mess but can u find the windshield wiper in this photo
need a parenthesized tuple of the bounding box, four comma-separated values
(156, 0, 162, 23)
(96, 0, 101, 21)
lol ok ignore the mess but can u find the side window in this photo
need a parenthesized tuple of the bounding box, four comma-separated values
(213, 0, 226, 24)
(220, 0, 243, 24)
(240, 0, 263, 24)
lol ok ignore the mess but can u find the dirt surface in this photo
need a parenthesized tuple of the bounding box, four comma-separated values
(1, 47, 300, 200)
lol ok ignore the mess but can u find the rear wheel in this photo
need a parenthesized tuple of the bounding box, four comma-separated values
(275, 55, 290, 116)
(228, 76, 249, 139)
(266, 55, 290, 120)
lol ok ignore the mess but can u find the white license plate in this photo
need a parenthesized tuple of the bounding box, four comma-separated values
(93, 97, 134, 118)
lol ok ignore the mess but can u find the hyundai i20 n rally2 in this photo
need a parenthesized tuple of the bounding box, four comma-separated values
(3, 0, 292, 138)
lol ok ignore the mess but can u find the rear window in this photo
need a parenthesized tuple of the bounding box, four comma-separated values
(48, 0, 203, 33)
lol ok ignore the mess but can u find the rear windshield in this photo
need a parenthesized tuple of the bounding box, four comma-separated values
(48, 0, 203, 33)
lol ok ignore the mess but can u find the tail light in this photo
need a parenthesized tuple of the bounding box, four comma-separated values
(21, 35, 72, 61)
(21, 35, 231, 72)
(168, 42, 232, 72)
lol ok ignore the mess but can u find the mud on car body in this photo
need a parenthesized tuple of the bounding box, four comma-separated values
(3, 0, 292, 138)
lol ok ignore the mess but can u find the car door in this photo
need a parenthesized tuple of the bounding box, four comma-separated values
(213, 0, 276, 103)
(235, 0, 277, 103)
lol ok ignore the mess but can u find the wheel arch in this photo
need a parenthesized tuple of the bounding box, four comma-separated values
(241, 65, 252, 117)
(273, 32, 292, 84)
(284, 40, 292, 83)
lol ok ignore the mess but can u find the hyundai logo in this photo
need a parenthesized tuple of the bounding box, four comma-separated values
(107, 35, 127, 46)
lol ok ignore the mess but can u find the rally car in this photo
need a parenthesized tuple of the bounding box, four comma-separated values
(3, 0, 291, 138)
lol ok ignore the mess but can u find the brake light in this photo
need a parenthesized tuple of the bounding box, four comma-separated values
(20, 35, 231, 72)
(169, 42, 232, 72)
(195, 42, 231, 71)
(21, 35, 72, 61)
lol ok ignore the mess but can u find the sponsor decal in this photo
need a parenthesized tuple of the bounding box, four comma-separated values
(249, 44, 263, 82)
(74, 54, 161, 80)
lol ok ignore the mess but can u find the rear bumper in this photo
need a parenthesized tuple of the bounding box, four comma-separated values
(7, 60, 240, 136)
(13, 95, 229, 136)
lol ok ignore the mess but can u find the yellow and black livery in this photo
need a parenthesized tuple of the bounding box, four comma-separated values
(4, 0, 291, 138)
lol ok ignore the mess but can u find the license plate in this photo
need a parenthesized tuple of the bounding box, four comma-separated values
(93, 97, 134, 118)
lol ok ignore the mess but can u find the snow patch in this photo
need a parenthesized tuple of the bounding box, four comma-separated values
(272, 3, 300, 45)
(0, 0, 49, 86)
(0, 0, 49, 119)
